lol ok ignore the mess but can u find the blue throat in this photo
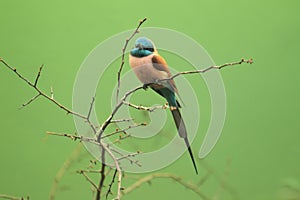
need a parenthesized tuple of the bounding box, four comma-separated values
(130, 48, 153, 57)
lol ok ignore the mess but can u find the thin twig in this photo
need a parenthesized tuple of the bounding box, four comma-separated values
(78, 169, 103, 173)
(111, 118, 134, 123)
(116, 17, 147, 103)
(49, 143, 82, 200)
(96, 147, 106, 200)
(123, 101, 168, 112)
(19, 94, 40, 109)
(112, 134, 131, 144)
(0, 194, 29, 200)
(34, 64, 43, 87)
(97, 85, 144, 140)
(201, 161, 237, 200)
(87, 97, 95, 120)
(100, 141, 122, 200)
(77, 170, 101, 193)
(86, 96, 97, 133)
(212, 158, 236, 200)
(0, 59, 86, 119)
(121, 173, 210, 200)
(46, 131, 95, 143)
(117, 152, 141, 161)
(101, 123, 147, 139)
(105, 169, 118, 200)
(107, 146, 142, 167)
(161, 58, 253, 82)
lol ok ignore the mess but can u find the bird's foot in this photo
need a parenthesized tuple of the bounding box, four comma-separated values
(143, 83, 151, 90)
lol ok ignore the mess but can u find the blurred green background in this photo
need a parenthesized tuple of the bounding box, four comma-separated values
(1, 0, 299, 200)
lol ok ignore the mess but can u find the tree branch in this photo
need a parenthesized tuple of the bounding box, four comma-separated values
(121, 173, 210, 200)
(158, 58, 253, 82)
(0, 194, 29, 200)
(49, 144, 82, 200)
(77, 170, 101, 193)
(123, 101, 168, 112)
(96, 147, 106, 200)
(100, 141, 123, 200)
(100, 122, 147, 140)
(0, 59, 86, 119)
(105, 169, 118, 200)
(116, 17, 147, 102)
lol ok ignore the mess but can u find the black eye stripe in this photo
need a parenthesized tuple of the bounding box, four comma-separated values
(144, 47, 154, 52)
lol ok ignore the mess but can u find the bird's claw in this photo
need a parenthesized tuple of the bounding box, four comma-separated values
(143, 83, 150, 90)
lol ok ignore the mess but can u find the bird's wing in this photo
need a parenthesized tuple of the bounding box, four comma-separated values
(151, 54, 178, 93)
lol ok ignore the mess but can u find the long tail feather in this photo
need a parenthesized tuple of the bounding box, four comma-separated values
(171, 109, 198, 174)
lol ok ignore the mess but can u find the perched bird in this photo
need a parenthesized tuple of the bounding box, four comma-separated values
(129, 37, 198, 174)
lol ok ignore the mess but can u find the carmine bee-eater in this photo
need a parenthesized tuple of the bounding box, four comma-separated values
(129, 37, 198, 174)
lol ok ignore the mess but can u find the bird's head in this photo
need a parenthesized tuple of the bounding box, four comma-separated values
(130, 37, 155, 57)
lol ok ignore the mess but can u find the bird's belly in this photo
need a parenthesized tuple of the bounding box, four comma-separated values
(133, 64, 168, 84)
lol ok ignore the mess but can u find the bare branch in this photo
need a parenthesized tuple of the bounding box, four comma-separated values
(123, 101, 168, 112)
(87, 96, 95, 120)
(97, 85, 144, 140)
(0, 59, 86, 119)
(77, 170, 101, 193)
(49, 144, 82, 200)
(46, 131, 95, 143)
(161, 58, 253, 82)
(112, 134, 131, 144)
(121, 173, 210, 200)
(0, 194, 29, 200)
(96, 148, 106, 200)
(101, 122, 147, 139)
(86, 96, 97, 133)
(111, 118, 134, 123)
(117, 152, 141, 161)
(116, 17, 147, 102)
(34, 64, 44, 87)
(105, 169, 118, 200)
(107, 146, 142, 167)
(77, 169, 103, 174)
(201, 161, 237, 199)
(212, 159, 237, 200)
(19, 93, 41, 109)
(100, 141, 123, 200)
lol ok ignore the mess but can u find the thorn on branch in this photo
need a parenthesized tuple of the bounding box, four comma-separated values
(50, 86, 54, 99)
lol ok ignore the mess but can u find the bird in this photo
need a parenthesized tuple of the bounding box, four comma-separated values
(129, 37, 198, 174)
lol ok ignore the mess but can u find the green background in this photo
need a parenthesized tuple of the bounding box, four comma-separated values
(1, 0, 299, 200)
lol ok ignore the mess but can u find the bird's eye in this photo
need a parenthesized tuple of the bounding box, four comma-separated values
(144, 47, 154, 52)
